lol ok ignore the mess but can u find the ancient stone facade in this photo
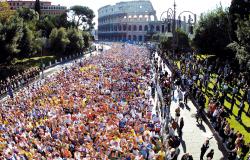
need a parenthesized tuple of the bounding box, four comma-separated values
(98, 0, 194, 42)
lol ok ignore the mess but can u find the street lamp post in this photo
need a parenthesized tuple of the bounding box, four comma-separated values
(159, 0, 196, 133)
(160, 0, 196, 58)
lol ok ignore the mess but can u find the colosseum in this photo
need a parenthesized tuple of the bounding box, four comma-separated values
(98, 0, 195, 42)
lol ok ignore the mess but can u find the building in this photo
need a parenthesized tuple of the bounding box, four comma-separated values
(7, 0, 66, 15)
(98, 0, 195, 42)
(91, 29, 98, 41)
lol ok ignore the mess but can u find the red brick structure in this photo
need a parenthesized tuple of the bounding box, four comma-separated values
(7, 0, 66, 15)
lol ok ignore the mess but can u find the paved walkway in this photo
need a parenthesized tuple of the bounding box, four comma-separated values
(171, 92, 224, 159)
(154, 52, 224, 160)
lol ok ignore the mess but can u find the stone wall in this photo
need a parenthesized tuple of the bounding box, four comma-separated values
(98, 0, 194, 42)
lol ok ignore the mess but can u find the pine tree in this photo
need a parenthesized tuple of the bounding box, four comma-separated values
(34, 0, 41, 15)
(229, 0, 250, 40)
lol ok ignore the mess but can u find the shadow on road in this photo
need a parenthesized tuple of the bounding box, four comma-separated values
(196, 123, 206, 132)
(181, 139, 187, 153)
(184, 103, 191, 111)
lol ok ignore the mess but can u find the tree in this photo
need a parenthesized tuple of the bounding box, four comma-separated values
(159, 29, 190, 53)
(229, 0, 250, 39)
(17, 8, 39, 23)
(193, 8, 232, 57)
(37, 14, 73, 38)
(69, 6, 95, 30)
(34, 0, 41, 15)
(0, 1, 15, 21)
(54, 12, 71, 28)
(49, 27, 69, 55)
(18, 25, 35, 58)
(16, 8, 41, 58)
(175, 29, 191, 52)
(17, 8, 39, 32)
(66, 28, 84, 55)
(228, 16, 250, 71)
(82, 31, 91, 49)
(0, 16, 23, 63)
(151, 33, 162, 42)
(159, 35, 172, 53)
(37, 15, 56, 37)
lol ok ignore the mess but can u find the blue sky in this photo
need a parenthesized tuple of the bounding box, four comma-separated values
(50, 0, 231, 27)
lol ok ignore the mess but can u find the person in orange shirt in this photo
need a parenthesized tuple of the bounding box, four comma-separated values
(61, 148, 72, 158)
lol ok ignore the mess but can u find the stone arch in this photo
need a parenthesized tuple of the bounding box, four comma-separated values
(139, 35, 143, 41)
(139, 25, 142, 31)
(123, 25, 127, 31)
(150, 25, 154, 32)
(133, 35, 137, 41)
(128, 25, 131, 31)
(156, 25, 160, 31)
(118, 25, 122, 31)
(128, 35, 131, 40)
(162, 25, 165, 32)
(133, 25, 137, 31)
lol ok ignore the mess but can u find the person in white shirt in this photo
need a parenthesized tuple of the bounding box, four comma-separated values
(212, 108, 219, 118)
(148, 148, 156, 159)
(212, 107, 220, 123)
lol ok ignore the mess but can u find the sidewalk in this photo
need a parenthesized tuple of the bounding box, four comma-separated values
(170, 91, 224, 159)
(154, 52, 225, 159)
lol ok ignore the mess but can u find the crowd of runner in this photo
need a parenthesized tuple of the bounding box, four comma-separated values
(0, 44, 179, 159)
(1, 42, 249, 159)
(0, 67, 40, 96)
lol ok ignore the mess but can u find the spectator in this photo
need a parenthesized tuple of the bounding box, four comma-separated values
(181, 153, 194, 160)
(184, 90, 189, 104)
(200, 139, 210, 160)
(178, 117, 184, 139)
(236, 100, 245, 121)
(211, 107, 220, 123)
(247, 87, 250, 115)
(163, 49, 250, 159)
(206, 149, 214, 160)
(240, 143, 250, 160)
(175, 107, 181, 123)
(247, 153, 250, 160)
(166, 148, 178, 160)
(230, 85, 238, 113)
(196, 106, 203, 125)
(198, 93, 206, 110)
